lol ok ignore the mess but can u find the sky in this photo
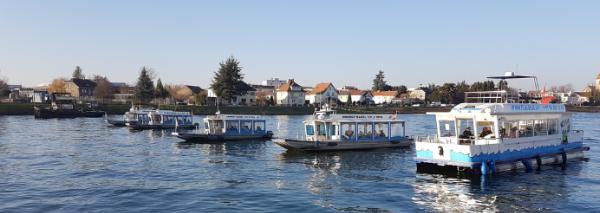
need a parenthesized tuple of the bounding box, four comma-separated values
(1, 0, 600, 91)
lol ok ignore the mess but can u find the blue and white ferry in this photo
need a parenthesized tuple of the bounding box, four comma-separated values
(415, 73, 590, 175)
(172, 113, 273, 142)
(274, 105, 412, 151)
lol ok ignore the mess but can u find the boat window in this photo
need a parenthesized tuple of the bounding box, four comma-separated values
(330, 124, 337, 136)
(560, 119, 571, 134)
(476, 121, 495, 139)
(210, 120, 223, 134)
(358, 122, 373, 139)
(254, 121, 265, 132)
(518, 120, 533, 137)
(241, 121, 252, 133)
(438, 120, 456, 137)
(500, 121, 519, 138)
(548, 119, 558, 135)
(457, 119, 474, 139)
(374, 122, 389, 138)
(341, 123, 356, 140)
(391, 122, 404, 137)
(317, 123, 327, 136)
(306, 125, 314, 136)
(534, 120, 548, 136)
(226, 120, 239, 133)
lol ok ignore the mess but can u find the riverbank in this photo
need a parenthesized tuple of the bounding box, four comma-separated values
(3, 103, 600, 115)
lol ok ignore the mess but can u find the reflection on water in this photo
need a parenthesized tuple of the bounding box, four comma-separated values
(0, 114, 598, 212)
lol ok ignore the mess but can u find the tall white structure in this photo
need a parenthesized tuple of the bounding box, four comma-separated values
(261, 78, 287, 88)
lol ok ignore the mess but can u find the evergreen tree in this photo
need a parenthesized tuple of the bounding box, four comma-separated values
(135, 67, 155, 104)
(0, 78, 8, 97)
(498, 80, 509, 90)
(155, 78, 169, 99)
(372, 70, 388, 91)
(72, 66, 85, 79)
(210, 56, 244, 103)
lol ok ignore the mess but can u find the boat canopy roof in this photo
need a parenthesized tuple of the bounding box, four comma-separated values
(309, 113, 404, 123)
(427, 103, 568, 116)
(149, 110, 192, 116)
(204, 114, 265, 121)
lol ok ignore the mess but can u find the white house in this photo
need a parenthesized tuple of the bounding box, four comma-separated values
(372, 90, 399, 105)
(207, 81, 257, 106)
(408, 88, 427, 101)
(276, 79, 305, 106)
(305, 82, 338, 105)
(338, 90, 373, 104)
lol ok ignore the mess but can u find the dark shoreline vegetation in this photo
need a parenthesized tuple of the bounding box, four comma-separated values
(2, 103, 600, 116)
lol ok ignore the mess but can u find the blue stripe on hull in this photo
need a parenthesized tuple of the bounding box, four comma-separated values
(449, 142, 583, 163)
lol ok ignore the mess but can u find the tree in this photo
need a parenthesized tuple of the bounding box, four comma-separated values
(48, 78, 67, 93)
(72, 66, 85, 79)
(134, 67, 155, 104)
(0, 77, 8, 97)
(372, 70, 388, 91)
(498, 80, 508, 90)
(392, 85, 408, 94)
(166, 85, 193, 102)
(93, 75, 113, 102)
(210, 56, 244, 103)
(155, 78, 169, 99)
(470, 80, 495, 92)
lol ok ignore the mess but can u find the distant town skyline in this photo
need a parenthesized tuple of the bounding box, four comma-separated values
(1, 1, 600, 90)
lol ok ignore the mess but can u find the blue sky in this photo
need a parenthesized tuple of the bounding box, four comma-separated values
(1, 1, 599, 90)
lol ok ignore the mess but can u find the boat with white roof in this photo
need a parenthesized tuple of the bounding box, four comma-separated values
(172, 113, 273, 142)
(273, 105, 412, 151)
(125, 109, 196, 130)
(415, 72, 590, 175)
(106, 106, 155, 127)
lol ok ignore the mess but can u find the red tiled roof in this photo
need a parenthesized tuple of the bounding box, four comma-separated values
(277, 79, 302, 92)
(372, 90, 398, 97)
(310, 82, 334, 94)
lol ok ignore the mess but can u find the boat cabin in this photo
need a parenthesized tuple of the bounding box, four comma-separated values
(203, 115, 267, 136)
(429, 103, 572, 146)
(134, 110, 194, 126)
(303, 109, 406, 142)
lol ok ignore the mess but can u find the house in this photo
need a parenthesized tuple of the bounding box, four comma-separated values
(408, 88, 427, 101)
(372, 90, 399, 105)
(65, 78, 96, 99)
(338, 90, 373, 105)
(276, 79, 305, 106)
(261, 78, 287, 88)
(305, 82, 338, 105)
(251, 84, 276, 104)
(111, 83, 134, 104)
(207, 81, 257, 106)
(391, 93, 413, 105)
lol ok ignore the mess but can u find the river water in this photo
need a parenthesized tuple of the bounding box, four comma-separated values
(0, 113, 598, 212)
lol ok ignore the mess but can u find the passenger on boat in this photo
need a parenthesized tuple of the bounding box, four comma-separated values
(479, 127, 493, 138)
(344, 129, 354, 140)
(460, 127, 474, 139)
(377, 130, 386, 137)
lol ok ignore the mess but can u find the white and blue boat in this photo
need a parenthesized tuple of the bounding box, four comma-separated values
(172, 114, 273, 142)
(126, 110, 196, 130)
(415, 73, 590, 175)
(274, 105, 412, 151)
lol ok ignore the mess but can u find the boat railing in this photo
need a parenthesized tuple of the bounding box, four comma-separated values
(415, 135, 442, 143)
(464, 90, 521, 103)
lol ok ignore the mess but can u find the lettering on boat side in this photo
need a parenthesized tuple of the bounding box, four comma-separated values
(340, 115, 392, 119)
(509, 104, 564, 112)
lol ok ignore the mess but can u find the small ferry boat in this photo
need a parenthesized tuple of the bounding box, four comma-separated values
(274, 105, 412, 151)
(126, 110, 196, 130)
(172, 113, 273, 142)
(415, 73, 590, 175)
(34, 93, 106, 119)
(106, 106, 155, 127)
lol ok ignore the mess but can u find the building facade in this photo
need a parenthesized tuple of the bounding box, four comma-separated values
(305, 82, 338, 105)
(65, 78, 96, 99)
(276, 79, 304, 106)
(372, 90, 399, 104)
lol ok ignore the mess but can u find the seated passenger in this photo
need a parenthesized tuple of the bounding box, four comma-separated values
(344, 129, 354, 139)
(378, 130, 386, 137)
(460, 127, 473, 139)
(479, 127, 493, 138)
(256, 126, 262, 131)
